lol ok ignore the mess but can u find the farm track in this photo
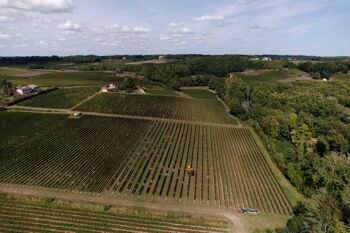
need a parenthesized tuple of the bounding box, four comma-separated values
(69, 91, 101, 110)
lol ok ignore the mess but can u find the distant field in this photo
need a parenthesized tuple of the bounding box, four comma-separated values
(333, 73, 350, 83)
(0, 67, 27, 76)
(4, 71, 126, 87)
(0, 194, 229, 232)
(181, 89, 217, 99)
(235, 70, 289, 83)
(74, 93, 236, 124)
(17, 87, 99, 109)
(145, 88, 179, 96)
(127, 59, 170, 65)
(234, 69, 311, 83)
(0, 112, 291, 214)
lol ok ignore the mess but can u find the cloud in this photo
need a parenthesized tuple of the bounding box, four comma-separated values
(107, 24, 151, 34)
(0, 33, 11, 39)
(58, 19, 81, 32)
(133, 27, 151, 33)
(0, 0, 74, 13)
(169, 22, 183, 27)
(13, 43, 28, 48)
(0, 15, 15, 22)
(174, 27, 193, 34)
(194, 14, 224, 22)
(247, 24, 266, 29)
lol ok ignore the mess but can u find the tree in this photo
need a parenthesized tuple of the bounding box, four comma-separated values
(269, 118, 280, 141)
(0, 79, 14, 96)
(283, 191, 347, 233)
(316, 137, 330, 157)
(321, 70, 332, 80)
(119, 78, 136, 92)
(166, 79, 180, 90)
(291, 124, 311, 159)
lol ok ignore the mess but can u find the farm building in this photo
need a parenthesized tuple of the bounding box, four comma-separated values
(101, 83, 116, 93)
(16, 85, 38, 95)
(261, 57, 272, 61)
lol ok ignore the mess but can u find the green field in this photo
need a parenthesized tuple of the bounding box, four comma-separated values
(17, 87, 99, 109)
(333, 73, 350, 83)
(0, 67, 27, 76)
(74, 93, 235, 124)
(0, 111, 291, 214)
(4, 71, 116, 86)
(0, 194, 229, 232)
(181, 89, 217, 99)
(235, 70, 289, 83)
(145, 88, 179, 96)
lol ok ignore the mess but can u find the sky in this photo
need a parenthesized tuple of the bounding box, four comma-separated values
(0, 0, 349, 56)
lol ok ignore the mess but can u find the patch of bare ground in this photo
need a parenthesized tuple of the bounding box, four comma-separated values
(133, 87, 146, 94)
(174, 90, 193, 98)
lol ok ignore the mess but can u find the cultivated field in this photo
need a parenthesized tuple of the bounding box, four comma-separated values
(4, 71, 120, 87)
(17, 87, 98, 109)
(145, 88, 179, 96)
(0, 67, 27, 76)
(0, 111, 291, 215)
(234, 69, 311, 83)
(74, 93, 235, 124)
(0, 194, 229, 232)
(181, 89, 217, 99)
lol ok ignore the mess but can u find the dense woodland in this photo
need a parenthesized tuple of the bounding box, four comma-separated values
(224, 78, 350, 232)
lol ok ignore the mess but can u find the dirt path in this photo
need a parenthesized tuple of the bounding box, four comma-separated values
(8, 105, 246, 129)
(174, 90, 193, 98)
(0, 183, 245, 233)
(69, 92, 101, 110)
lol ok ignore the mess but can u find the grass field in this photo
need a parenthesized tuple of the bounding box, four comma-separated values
(0, 194, 229, 232)
(17, 87, 98, 109)
(0, 67, 27, 76)
(0, 111, 292, 214)
(181, 89, 217, 99)
(145, 88, 179, 96)
(74, 93, 236, 124)
(333, 73, 350, 83)
(4, 71, 117, 87)
(235, 70, 289, 83)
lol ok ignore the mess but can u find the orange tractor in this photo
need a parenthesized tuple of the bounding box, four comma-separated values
(186, 164, 194, 177)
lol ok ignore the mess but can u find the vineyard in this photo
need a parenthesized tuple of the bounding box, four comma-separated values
(109, 121, 292, 215)
(0, 111, 292, 215)
(181, 89, 218, 99)
(17, 87, 98, 109)
(0, 195, 229, 232)
(74, 93, 235, 124)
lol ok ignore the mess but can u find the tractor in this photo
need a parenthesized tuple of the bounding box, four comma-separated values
(186, 164, 194, 177)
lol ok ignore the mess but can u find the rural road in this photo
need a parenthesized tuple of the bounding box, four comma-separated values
(0, 183, 246, 233)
